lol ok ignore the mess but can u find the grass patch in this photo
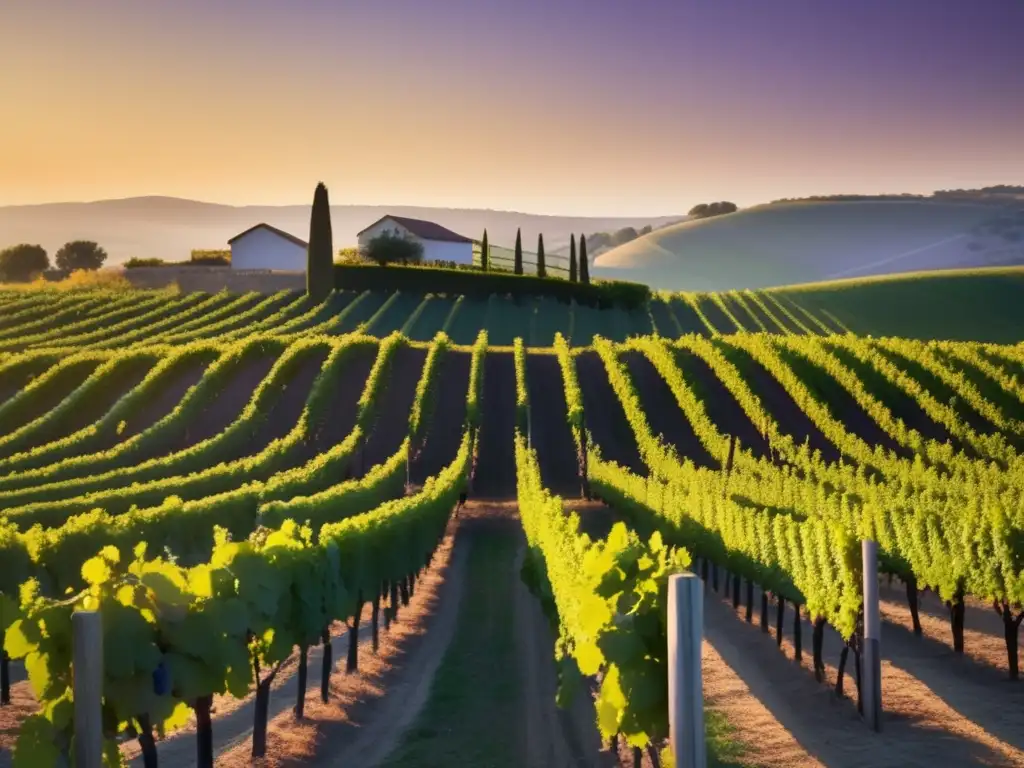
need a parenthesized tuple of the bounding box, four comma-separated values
(381, 522, 521, 768)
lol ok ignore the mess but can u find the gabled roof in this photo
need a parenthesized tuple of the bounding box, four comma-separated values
(228, 223, 307, 248)
(357, 215, 473, 243)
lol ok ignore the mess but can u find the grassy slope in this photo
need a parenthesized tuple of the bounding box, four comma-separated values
(594, 201, 1021, 292)
(769, 266, 1024, 343)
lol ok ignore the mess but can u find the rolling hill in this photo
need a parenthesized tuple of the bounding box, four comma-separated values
(594, 200, 1024, 291)
(0, 196, 681, 266)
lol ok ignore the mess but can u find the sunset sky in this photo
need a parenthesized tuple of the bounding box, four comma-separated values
(1, 0, 1022, 216)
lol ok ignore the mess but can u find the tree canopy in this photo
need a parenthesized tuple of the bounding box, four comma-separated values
(55, 240, 107, 273)
(688, 201, 738, 219)
(0, 244, 49, 283)
(363, 231, 424, 266)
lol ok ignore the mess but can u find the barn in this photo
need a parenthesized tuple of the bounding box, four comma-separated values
(227, 223, 307, 270)
(356, 215, 474, 265)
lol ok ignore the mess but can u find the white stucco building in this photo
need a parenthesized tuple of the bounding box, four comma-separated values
(227, 223, 307, 270)
(356, 215, 474, 264)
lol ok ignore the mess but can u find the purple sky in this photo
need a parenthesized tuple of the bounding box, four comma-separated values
(1, 0, 1021, 215)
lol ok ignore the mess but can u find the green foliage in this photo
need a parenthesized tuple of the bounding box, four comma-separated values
(579, 235, 590, 285)
(569, 234, 578, 283)
(307, 182, 334, 302)
(124, 257, 167, 268)
(481, 229, 489, 272)
(516, 434, 691, 747)
(363, 231, 425, 266)
(0, 244, 49, 283)
(190, 249, 231, 265)
(331, 264, 651, 310)
(536, 233, 547, 279)
(55, 241, 108, 273)
(466, 330, 488, 430)
(514, 229, 523, 276)
(513, 337, 528, 432)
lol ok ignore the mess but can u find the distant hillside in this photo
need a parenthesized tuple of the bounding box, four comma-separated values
(0, 196, 681, 266)
(594, 200, 1024, 291)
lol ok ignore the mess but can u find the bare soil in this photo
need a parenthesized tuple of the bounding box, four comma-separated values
(163, 351, 279, 454)
(527, 353, 582, 498)
(0, 681, 36, 768)
(701, 574, 1024, 766)
(675, 348, 772, 459)
(779, 347, 910, 457)
(0, 356, 58, 409)
(410, 351, 469, 485)
(876, 347, 996, 435)
(623, 350, 717, 468)
(0, 358, 100, 436)
(17, 357, 157, 452)
(303, 343, 377, 459)
(696, 296, 739, 335)
(722, 343, 842, 463)
(648, 301, 680, 339)
(721, 295, 762, 333)
(474, 352, 517, 498)
(358, 345, 427, 476)
(222, 347, 330, 464)
(668, 297, 711, 336)
(575, 352, 645, 475)
(828, 346, 957, 446)
(114, 353, 214, 441)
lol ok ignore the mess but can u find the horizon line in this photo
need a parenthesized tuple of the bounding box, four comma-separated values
(0, 194, 688, 221)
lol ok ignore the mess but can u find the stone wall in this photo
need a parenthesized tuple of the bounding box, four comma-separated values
(124, 267, 305, 293)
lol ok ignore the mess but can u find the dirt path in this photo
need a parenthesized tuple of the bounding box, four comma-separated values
(623, 350, 716, 469)
(526, 353, 581, 498)
(674, 347, 771, 458)
(380, 505, 608, 768)
(702, 575, 1024, 767)
(475, 352, 517, 498)
(358, 346, 426, 475)
(514, 543, 604, 768)
(323, 524, 468, 768)
(719, 342, 841, 463)
(411, 351, 469, 485)
(575, 352, 645, 475)
(779, 346, 910, 457)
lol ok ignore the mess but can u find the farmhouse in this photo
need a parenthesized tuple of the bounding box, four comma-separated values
(357, 215, 474, 264)
(227, 223, 307, 270)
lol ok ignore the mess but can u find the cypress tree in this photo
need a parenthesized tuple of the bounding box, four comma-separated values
(481, 229, 489, 272)
(569, 234, 578, 283)
(514, 228, 523, 275)
(536, 233, 546, 278)
(306, 182, 334, 301)
(579, 234, 590, 285)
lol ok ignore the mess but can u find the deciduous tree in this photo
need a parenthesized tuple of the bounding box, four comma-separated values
(55, 240, 107, 272)
(0, 244, 49, 283)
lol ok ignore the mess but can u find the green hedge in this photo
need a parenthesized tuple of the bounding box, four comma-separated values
(332, 263, 650, 309)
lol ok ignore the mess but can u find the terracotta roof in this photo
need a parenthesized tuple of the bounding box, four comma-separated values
(227, 223, 308, 248)
(356, 215, 473, 243)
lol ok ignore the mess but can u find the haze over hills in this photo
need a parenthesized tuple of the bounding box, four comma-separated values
(594, 198, 1024, 291)
(0, 197, 682, 266)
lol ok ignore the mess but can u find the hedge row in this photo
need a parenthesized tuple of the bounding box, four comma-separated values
(332, 263, 650, 310)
